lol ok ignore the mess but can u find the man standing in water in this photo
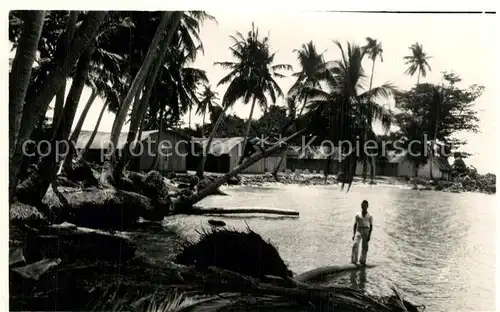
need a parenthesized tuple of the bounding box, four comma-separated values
(351, 200, 373, 265)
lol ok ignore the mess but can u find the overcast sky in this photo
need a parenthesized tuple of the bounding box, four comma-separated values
(48, 11, 495, 173)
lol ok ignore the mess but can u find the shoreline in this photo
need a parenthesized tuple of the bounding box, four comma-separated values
(181, 171, 496, 195)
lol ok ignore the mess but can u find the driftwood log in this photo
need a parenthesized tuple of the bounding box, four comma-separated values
(293, 264, 377, 283)
(190, 206, 300, 216)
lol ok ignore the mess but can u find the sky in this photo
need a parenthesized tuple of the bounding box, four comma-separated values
(46, 11, 496, 173)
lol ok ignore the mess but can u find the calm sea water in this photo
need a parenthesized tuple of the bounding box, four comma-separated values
(133, 184, 496, 311)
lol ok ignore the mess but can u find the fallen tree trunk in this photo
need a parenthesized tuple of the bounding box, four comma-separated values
(293, 263, 377, 283)
(190, 206, 299, 216)
(189, 129, 305, 205)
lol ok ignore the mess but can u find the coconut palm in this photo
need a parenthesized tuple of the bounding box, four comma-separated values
(288, 41, 326, 118)
(53, 13, 133, 173)
(196, 84, 219, 136)
(362, 37, 383, 90)
(215, 22, 292, 164)
(9, 11, 107, 202)
(9, 11, 46, 202)
(122, 12, 213, 166)
(361, 37, 384, 181)
(145, 42, 209, 131)
(404, 42, 432, 85)
(9, 11, 46, 159)
(306, 40, 395, 190)
(52, 11, 79, 135)
(270, 41, 325, 179)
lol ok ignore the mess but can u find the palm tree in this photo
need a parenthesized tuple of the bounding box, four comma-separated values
(57, 13, 133, 173)
(70, 63, 124, 145)
(288, 41, 326, 118)
(306, 41, 395, 190)
(103, 12, 185, 184)
(270, 41, 325, 180)
(9, 11, 45, 159)
(286, 95, 297, 121)
(362, 37, 383, 90)
(196, 84, 219, 136)
(361, 37, 384, 182)
(215, 22, 292, 164)
(121, 12, 184, 170)
(51, 11, 79, 136)
(10, 11, 107, 202)
(107, 12, 171, 155)
(404, 42, 431, 85)
(125, 11, 213, 140)
(9, 10, 46, 202)
(79, 102, 111, 159)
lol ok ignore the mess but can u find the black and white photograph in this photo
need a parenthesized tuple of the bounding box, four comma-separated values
(7, 5, 497, 312)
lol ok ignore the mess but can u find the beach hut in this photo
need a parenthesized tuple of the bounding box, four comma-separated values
(381, 150, 451, 179)
(188, 137, 286, 174)
(74, 129, 191, 173)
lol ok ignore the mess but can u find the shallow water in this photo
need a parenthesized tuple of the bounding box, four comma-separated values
(138, 184, 496, 311)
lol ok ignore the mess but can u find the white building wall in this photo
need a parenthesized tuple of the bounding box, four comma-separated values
(395, 159, 443, 179)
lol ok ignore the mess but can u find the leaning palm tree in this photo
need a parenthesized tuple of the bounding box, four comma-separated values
(102, 12, 182, 184)
(9, 11, 45, 161)
(360, 37, 384, 181)
(196, 84, 219, 136)
(9, 10, 46, 203)
(10, 11, 107, 202)
(306, 40, 395, 190)
(404, 42, 431, 85)
(215, 22, 292, 164)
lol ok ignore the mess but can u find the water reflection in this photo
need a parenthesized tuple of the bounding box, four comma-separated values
(158, 185, 495, 311)
(349, 267, 367, 291)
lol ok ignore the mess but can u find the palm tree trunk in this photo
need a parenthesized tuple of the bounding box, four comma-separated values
(59, 48, 94, 172)
(104, 12, 180, 185)
(238, 96, 258, 164)
(17, 47, 94, 204)
(11, 11, 106, 200)
(126, 104, 149, 170)
(362, 145, 368, 182)
(69, 89, 98, 143)
(368, 59, 375, 90)
(121, 93, 142, 158)
(416, 68, 420, 85)
(273, 95, 309, 180)
(430, 110, 440, 181)
(150, 105, 164, 171)
(122, 12, 182, 171)
(80, 102, 108, 160)
(190, 129, 306, 205)
(196, 106, 227, 178)
(9, 10, 45, 201)
(363, 59, 376, 183)
(369, 155, 376, 184)
(16, 11, 105, 147)
(272, 148, 287, 178)
(201, 111, 206, 137)
(58, 48, 94, 141)
(52, 11, 79, 136)
(189, 105, 192, 129)
(107, 11, 171, 156)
